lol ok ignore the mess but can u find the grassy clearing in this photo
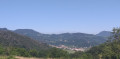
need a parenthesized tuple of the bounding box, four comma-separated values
(15, 56, 72, 59)
(0, 56, 8, 59)
(15, 56, 41, 59)
(0, 56, 18, 59)
(0, 56, 64, 59)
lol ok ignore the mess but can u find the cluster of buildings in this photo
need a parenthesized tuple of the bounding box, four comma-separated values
(50, 45, 86, 52)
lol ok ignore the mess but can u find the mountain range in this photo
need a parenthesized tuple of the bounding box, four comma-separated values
(14, 29, 107, 48)
(0, 28, 109, 48)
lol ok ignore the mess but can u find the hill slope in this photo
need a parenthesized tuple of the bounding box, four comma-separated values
(96, 31, 112, 37)
(14, 29, 107, 48)
(71, 28, 120, 59)
(0, 29, 49, 50)
(87, 28, 120, 59)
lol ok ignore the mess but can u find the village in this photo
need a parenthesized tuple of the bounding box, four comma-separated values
(50, 45, 88, 52)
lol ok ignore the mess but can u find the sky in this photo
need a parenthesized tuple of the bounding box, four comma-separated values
(0, 0, 120, 34)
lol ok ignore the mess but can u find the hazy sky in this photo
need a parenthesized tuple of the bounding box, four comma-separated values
(0, 0, 120, 34)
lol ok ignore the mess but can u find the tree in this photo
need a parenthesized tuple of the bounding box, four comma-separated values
(0, 45, 4, 55)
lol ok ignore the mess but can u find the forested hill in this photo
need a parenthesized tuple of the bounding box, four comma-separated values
(71, 28, 120, 59)
(0, 29, 49, 50)
(14, 29, 107, 48)
(86, 28, 120, 59)
(96, 31, 112, 37)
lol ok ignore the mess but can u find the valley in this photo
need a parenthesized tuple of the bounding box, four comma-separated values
(0, 28, 118, 59)
(0, 0, 119, 59)
(0, 28, 120, 59)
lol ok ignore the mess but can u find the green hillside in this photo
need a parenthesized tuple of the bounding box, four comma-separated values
(0, 29, 49, 50)
(0, 29, 69, 58)
(72, 28, 120, 59)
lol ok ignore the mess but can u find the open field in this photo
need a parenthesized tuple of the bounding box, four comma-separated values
(16, 56, 43, 59)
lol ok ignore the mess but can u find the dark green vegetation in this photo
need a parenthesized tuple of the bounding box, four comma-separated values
(0, 29, 49, 50)
(0, 45, 69, 58)
(14, 29, 107, 47)
(72, 28, 120, 59)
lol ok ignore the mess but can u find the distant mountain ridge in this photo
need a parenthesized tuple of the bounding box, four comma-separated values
(0, 28, 49, 50)
(96, 31, 112, 37)
(0, 28, 8, 31)
(14, 29, 45, 42)
(14, 29, 107, 48)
